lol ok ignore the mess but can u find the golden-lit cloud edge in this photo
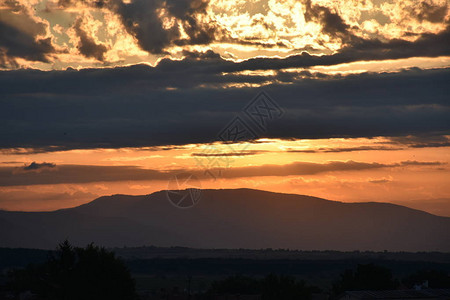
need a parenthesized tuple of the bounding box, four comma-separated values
(0, 0, 449, 70)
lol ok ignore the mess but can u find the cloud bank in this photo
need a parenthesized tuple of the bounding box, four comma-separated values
(0, 160, 444, 186)
(0, 66, 448, 150)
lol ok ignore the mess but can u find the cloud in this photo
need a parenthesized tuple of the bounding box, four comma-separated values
(0, 160, 444, 186)
(400, 160, 444, 166)
(22, 162, 56, 171)
(107, 0, 220, 54)
(192, 150, 264, 157)
(0, 0, 447, 68)
(0, 65, 448, 150)
(43, 0, 449, 64)
(219, 160, 390, 178)
(73, 18, 108, 61)
(369, 178, 393, 184)
(230, 26, 450, 72)
(303, 0, 352, 42)
(287, 146, 404, 153)
(411, 0, 448, 23)
(0, 0, 55, 67)
(0, 164, 169, 186)
(386, 135, 450, 148)
(0, 21, 54, 67)
(218, 160, 446, 179)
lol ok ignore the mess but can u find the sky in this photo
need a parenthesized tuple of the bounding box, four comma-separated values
(0, 0, 449, 215)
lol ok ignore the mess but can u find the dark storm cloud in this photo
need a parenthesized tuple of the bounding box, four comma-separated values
(414, 1, 448, 23)
(152, 23, 450, 74)
(73, 18, 108, 61)
(386, 135, 450, 148)
(0, 21, 54, 67)
(0, 160, 444, 186)
(302, 0, 448, 47)
(56, 0, 449, 58)
(110, 0, 174, 54)
(0, 65, 448, 150)
(303, 0, 352, 42)
(231, 26, 450, 72)
(108, 0, 219, 54)
(0, 1, 55, 67)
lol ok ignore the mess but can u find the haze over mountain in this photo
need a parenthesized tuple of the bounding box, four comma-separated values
(0, 189, 448, 251)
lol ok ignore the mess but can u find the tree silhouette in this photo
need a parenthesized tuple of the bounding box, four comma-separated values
(8, 240, 137, 300)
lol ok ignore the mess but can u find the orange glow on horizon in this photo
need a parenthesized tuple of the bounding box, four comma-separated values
(1, 137, 449, 216)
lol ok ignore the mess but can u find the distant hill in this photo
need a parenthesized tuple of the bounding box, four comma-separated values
(0, 189, 449, 251)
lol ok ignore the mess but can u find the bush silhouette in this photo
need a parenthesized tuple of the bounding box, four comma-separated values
(8, 240, 137, 300)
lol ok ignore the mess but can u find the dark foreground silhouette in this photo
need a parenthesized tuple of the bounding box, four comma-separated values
(6, 241, 137, 300)
(207, 274, 320, 299)
(2, 243, 450, 300)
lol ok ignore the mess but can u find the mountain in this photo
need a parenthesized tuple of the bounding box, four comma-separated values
(0, 189, 449, 251)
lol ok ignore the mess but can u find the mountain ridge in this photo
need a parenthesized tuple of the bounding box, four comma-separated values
(0, 188, 448, 251)
(1, 188, 443, 218)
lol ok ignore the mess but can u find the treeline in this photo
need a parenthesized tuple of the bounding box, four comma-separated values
(202, 263, 450, 299)
(1, 241, 450, 300)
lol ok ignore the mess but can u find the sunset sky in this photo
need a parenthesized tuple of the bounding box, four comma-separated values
(0, 0, 449, 215)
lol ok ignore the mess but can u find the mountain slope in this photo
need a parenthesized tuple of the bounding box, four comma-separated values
(0, 189, 448, 251)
